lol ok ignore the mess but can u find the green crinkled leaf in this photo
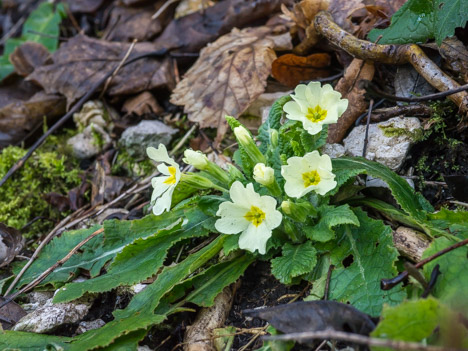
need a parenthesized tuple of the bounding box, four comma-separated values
(98, 329, 147, 351)
(300, 126, 328, 153)
(12, 201, 203, 292)
(185, 254, 254, 306)
(223, 234, 240, 255)
(271, 242, 317, 284)
(368, 0, 468, 45)
(428, 207, 468, 236)
(0, 330, 70, 350)
(0, 3, 66, 80)
(422, 237, 468, 313)
(307, 209, 406, 316)
(114, 236, 225, 320)
(258, 96, 290, 153)
(53, 208, 214, 302)
(370, 298, 441, 351)
(332, 157, 427, 222)
(306, 204, 359, 242)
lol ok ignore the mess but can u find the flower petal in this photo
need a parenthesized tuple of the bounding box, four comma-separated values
(238, 223, 272, 254)
(151, 177, 170, 202)
(152, 186, 174, 215)
(283, 101, 305, 121)
(147, 144, 175, 165)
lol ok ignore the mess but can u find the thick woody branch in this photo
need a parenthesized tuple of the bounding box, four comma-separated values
(314, 11, 468, 113)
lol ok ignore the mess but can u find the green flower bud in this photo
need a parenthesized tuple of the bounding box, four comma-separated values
(233, 126, 266, 164)
(281, 200, 316, 222)
(270, 129, 279, 148)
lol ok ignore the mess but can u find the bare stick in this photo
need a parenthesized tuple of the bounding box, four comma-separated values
(362, 99, 374, 157)
(152, 0, 180, 20)
(381, 237, 468, 290)
(0, 227, 104, 309)
(264, 330, 463, 351)
(0, 48, 167, 188)
(314, 11, 468, 112)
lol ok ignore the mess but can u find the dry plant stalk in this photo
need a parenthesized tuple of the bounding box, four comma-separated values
(184, 283, 239, 351)
(393, 226, 431, 262)
(314, 11, 468, 113)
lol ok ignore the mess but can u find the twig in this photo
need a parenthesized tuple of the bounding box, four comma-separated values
(263, 330, 463, 351)
(152, 0, 179, 20)
(362, 99, 374, 157)
(314, 11, 468, 112)
(0, 16, 25, 46)
(449, 200, 468, 208)
(99, 39, 138, 99)
(314, 340, 328, 351)
(0, 48, 167, 188)
(355, 99, 385, 125)
(381, 237, 468, 290)
(421, 264, 441, 298)
(323, 265, 334, 300)
(1, 228, 104, 309)
(364, 80, 468, 103)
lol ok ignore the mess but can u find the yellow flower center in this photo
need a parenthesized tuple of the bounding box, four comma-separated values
(305, 105, 327, 123)
(244, 206, 266, 227)
(164, 166, 177, 185)
(302, 170, 321, 187)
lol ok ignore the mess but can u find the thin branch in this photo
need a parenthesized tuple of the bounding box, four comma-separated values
(381, 237, 468, 290)
(363, 80, 468, 102)
(362, 98, 374, 157)
(264, 330, 464, 351)
(0, 48, 167, 188)
(1, 227, 105, 309)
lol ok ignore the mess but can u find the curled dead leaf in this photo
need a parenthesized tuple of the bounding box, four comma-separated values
(327, 58, 375, 143)
(0, 76, 65, 147)
(0, 297, 27, 330)
(175, 0, 216, 18)
(170, 25, 292, 144)
(0, 223, 25, 268)
(122, 92, 163, 116)
(10, 42, 50, 77)
(28, 35, 175, 107)
(272, 53, 331, 87)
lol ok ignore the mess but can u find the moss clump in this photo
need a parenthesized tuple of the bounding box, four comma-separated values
(379, 124, 424, 141)
(0, 138, 81, 238)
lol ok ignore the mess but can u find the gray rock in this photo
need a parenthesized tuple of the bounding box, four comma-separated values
(76, 319, 106, 334)
(366, 175, 415, 189)
(23, 291, 54, 313)
(343, 117, 421, 170)
(120, 120, 178, 157)
(244, 91, 292, 119)
(14, 297, 91, 333)
(67, 124, 111, 159)
(322, 143, 345, 159)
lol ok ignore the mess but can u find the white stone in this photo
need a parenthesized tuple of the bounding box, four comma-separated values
(13, 298, 91, 333)
(131, 283, 148, 294)
(22, 291, 54, 313)
(137, 346, 153, 351)
(244, 91, 291, 119)
(67, 124, 111, 159)
(343, 117, 421, 170)
(76, 319, 106, 334)
(119, 120, 178, 157)
(321, 143, 345, 158)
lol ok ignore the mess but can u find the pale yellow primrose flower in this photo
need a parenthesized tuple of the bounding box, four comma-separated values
(283, 82, 348, 135)
(147, 144, 181, 215)
(253, 163, 275, 186)
(281, 151, 337, 198)
(215, 181, 282, 254)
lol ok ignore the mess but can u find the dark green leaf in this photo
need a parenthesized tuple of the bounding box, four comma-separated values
(271, 242, 317, 284)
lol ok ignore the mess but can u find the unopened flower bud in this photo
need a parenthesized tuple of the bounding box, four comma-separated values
(270, 129, 279, 148)
(183, 149, 209, 170)
(234, 126, 265, 164)
(253, 163, 274, 186)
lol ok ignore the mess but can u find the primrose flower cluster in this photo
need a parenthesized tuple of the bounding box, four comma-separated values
(147, 82, 348, 255)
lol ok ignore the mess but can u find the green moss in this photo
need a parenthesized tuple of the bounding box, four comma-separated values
(112, 149, 154, 178)
(0, 133, 81, 238)
(379, 124, 424, 141)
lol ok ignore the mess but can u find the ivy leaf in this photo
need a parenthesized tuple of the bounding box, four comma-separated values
(307, 209, 405, 316)
(422, 237, 468, 313)
(368, 0, 468, 45)
(306, 204, 359, 242)
(371, 298, 441, 350)
(271, 242, 317, 284)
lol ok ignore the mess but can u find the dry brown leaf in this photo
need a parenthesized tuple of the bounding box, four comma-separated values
(272, 53, 331, 87)
(170, 25, 292, 144)
(103, 2, 168, 42)
(28, 35, 175, 107)
(10, 42, 50, 77)
(0, 223, 24, 268)
(0, 76, 65, 147)
(327, 58, 375, 143)
(153, 0, 292, 54)
(122, 91, 163, 116)
(437, 37, 468, 84)
(63, 0, 105, 13)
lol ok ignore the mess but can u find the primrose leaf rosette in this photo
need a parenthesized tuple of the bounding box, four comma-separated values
(282, 151, 337, 198)
(147, 144, 181, 215)
(215, 181, 282, 254)
(283, 82, 348, 135)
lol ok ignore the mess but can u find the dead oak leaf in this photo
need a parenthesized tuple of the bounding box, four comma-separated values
(170, 25, 291, 144)
(272, 53, 331, 87)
